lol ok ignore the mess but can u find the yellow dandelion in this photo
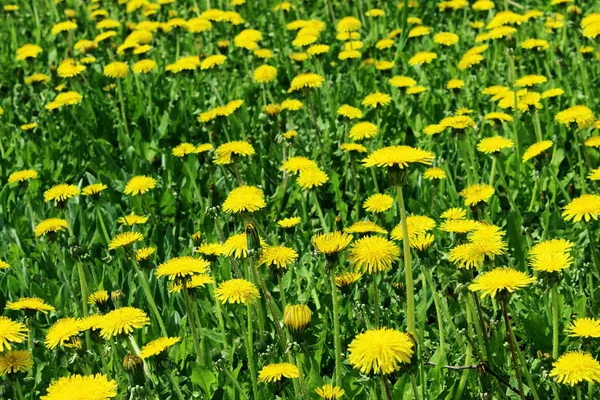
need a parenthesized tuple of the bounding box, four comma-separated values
(222, 186, 266, 213)
(215, 279, 260, 305)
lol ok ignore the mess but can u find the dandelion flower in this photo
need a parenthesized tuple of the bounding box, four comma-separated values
(118, 213, 148, 226)
(390, 215, 436, 240)
(7, 298, 55, 314)
(258, 246, 298, 269)
(468, 267, 535, 299)
(0, 350, 33, 376)
(133, 59, 158, 74)
(139, 337, 181, 359)
(82, 183, 108, 196)
(103, 62, 128, 78)
(348, 327, 414, 375)
(288, 73, 324, 92)
(8, 169, 38, 184)
(363, 193, 394, 213)
(362, 146, 435, 168)
(340, 143, 367, 153)
(96, 307, 150, 339)
(108, 231, 144, 250)
(555, 106, 596, 129)
(424, 167, 446, 180)
(169, 274, 215, 293)
(0, 317, 27, 351)
(344, 221, 387, 235)
(281, 157, 318, 174)
(337, 105, 363, 119)
(253, 64, 277, 83)
(51, 21, 77, 35)
(16, 44, 43, 60)
(297, 168, 329, 190)
(44, 183, 80, 203)
(41, 374, 117, 400)
(348, 236, 400, 273)
(335, 272, 363, 288)
(35, 218, 68, 237)
(215, 279, 260, 305)
(349, 122, 379, 140)
(523, 140, 553, 162)
(214, 141, 255, 165)
(516, 75, 547, 87)
(562, 194, 600, 222)
(223, 233, 248, 258)
(283, 304, 312, 332)
(258, 363, 300, 383)
(441, 208, 467, 220)
(434, 32, 459, 46)
(440, 219, 481, 233)
(312, 232, 353, 255)
(315, 384, 345, 399)
(460, 184, 494, 206)
(477, 136, 514, 154)
(201, 54, 227, 70)
(222, 186, 266, 213)
(408, 51, 437, 66)
(362, 91, 391, 108)
(566, 318, 600, 338)
(124, 175, 156, 196)
(277, 217, 302, 229)
(45, 318, 81, 349)
(155, 256, 210, 280)
(550, 351, 600, 386)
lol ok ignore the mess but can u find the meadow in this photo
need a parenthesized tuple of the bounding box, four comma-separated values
(1, 0, 600, 399)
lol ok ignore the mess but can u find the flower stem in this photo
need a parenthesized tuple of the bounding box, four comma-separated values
(373, 275, 380, 327)
(502, 299, 526, 400)
(381, 373, 393, 400)
(183, 284, 204, 366)
(396, 185, 415, 334)
(245, 305, 260, 400)
(552, 283, 560, 360)
(489, 157, 498, 187)
(167, 370, 186, 400)
(330, 267, 343, 387)
(76, 261, 92, 351)
(410, 373, 421, 400)
(116, 79, 130, 136)
(133, 260, 168, 336)
(312, 191, 329, 233)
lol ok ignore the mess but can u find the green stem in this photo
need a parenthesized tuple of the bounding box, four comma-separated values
(245, 305, 260, 400)
(410, 373, 421, 400)
(552, 283, 559, 360)
(422, 265, 446, 362)
(116, 80, 130, 136)
(222, 367, 249, 400)
(183, 284, 204, 366)
(330, 266, 343, 387)
(76, 261, 92, 351)
(167, 370, 186, 400)
(533, 111, 543, 142)
(381, 373, 393, 400)
(255, 264, 287, 351)
(133, 261, 168, 336)
(489, 157, 497, 187)
(295, 353, 308, 400)
(373, 275, 380, 327)
(312, 191, 329, 233)
(396, 185, 415, 334)
(96, 207, 111, 245)
(502, 300, 526, 400)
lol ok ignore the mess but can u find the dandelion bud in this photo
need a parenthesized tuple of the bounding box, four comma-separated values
(283, 304, 312, 333)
